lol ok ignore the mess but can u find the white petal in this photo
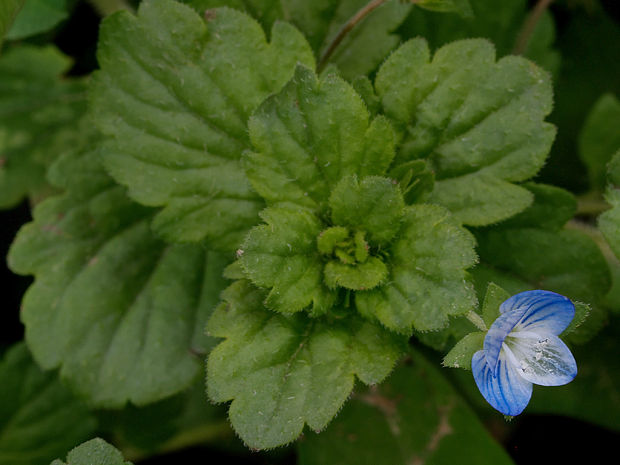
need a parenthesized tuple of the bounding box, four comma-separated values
(504, 332, 577, 386)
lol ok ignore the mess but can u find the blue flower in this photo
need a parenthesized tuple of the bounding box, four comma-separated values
(472, 290, 577, 416)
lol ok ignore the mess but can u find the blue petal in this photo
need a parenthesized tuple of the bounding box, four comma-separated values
(500, 290, 575, 335)
(483, 309, 525, 374)
(504, 332, 577, 386)
(472, 350, 533, 416)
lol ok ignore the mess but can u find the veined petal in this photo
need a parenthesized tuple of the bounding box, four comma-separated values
(504, 332, 577, 386)
(500, 290, 574, 335)
(472, 350, 533, 416)
(483, 309, 524, 374)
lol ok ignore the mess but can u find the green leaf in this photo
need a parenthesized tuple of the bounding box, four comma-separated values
(297, 349, 515, 465)
(0, 45, 88, 208)
(375, 38, 555, 225)
(415, 0, 473, 18)
(600, 150, 620, 260)
(387, 159, 435, 204)
(324, 256, 388, 291)
(6, 0, 68, 40)
(182, 0, 283, 31)
(8, 148, 230, 407)
(329, 175, 405, 247)
(91, 0, 314, 249)
(579, 93, 620, 191)
(239, 205, 335, 315)
(0, 343, 97, 465)
(443, 331, 485, 369)
(481, 282, 510, 328)
(50, 438, 132, 465)
(355, 204, 478, 332)
(0, 0, 25, 46)
(207, 280, 405, 449)
(245, 65, 395, 213)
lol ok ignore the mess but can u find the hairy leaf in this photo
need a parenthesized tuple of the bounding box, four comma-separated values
(0, 343, 97, 465)
(9, 149, 229, 407)
(297, 350, 514, 465)
(356, 204, 478, 332)
(245, 65, 394, 213)
(0, 45, 87, 208)
(578, 93, 620, 191)
(443, 332, 485, 370)
(600, 151, 620, 260)
(207, 280, 405, 449)
(6, 0, 68, 40)
(51, 439, 132, 465)
(91, 0, 314, 249)
(376, 38, 555, 225)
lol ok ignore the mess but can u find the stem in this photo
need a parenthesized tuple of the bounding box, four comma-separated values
(512, 0, 554, 55)
(576, 193, 610, 217)
(317, 0, 389, 73)
(466, 310, 487, 332)
(88, 0, 134, 16)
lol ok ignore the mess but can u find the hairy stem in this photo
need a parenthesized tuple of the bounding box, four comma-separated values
(466, 310, 487, 331)
(88, 0, 134, 16)
(317, 0, 389, 73)
(512, 0, 554, 55)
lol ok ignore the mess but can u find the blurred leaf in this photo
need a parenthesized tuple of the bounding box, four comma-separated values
(51, 438, 132, 465)
(91, 0, 314, 249)
(415, 0, 474, 18)
(0, 45, 87, 208)
(6, 0, 68, 40)
(0, 0, 25, 46)
(600, 150, 620, 260)
(578, 93, 620, 191)
(0, 343, 97, 465)
(297, 349, 514, 465)
(376, 38, 555, 226)
(8, 148, 230, 407)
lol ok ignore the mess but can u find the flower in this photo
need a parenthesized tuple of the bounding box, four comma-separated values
(472, 290, 577, 416)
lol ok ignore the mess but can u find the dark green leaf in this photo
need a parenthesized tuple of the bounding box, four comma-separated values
(6, 0, 68, 40)
(0, 0, 25, 45)
(415, 0, 473, 18)
(0, 343, 97, 465)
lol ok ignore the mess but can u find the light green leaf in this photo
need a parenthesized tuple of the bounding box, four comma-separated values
(6, 0, 67, 40)
(0, 343, 97, 465)
(50, 438, 132, 465)
(415, 0, 473, 18)
(443, 331, 485, 369)
(0, 45, 88, 208)
(329, 175, 405, 247)
(481, 282, 510, 328)
(245, 65, 395, 213)
(297, 349, 515, 465)
(91, 0, 315, 249)
(0, 0, 25, 46)
(376, 38, 555, 226)
(207, 280, 405, 449)
(239, 205, 334, 315)
(324, 256, 388, 291)
(600, 151, 620, 260)
(578, 93, 620, 191)
(8, 148, 230, 407)
(356, 204, 478, 332)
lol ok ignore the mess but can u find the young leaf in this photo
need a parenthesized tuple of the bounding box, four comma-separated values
(356, 204, 478, 332)
(239, 205, 335, 315)
(376, 38, 555, 225)
(207, 280, 405, 449)
(0, 45, 87, 208)
(0, 343, 97, 465)
(6, 0, 68, 40)
(8, 149, 230, 407)
(297, 349, 514, 465)
(245, 65, 395, 213)
(50, 438, 132, 465)
(578, 93, 620, 191)
(91, 0, 314, 249)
